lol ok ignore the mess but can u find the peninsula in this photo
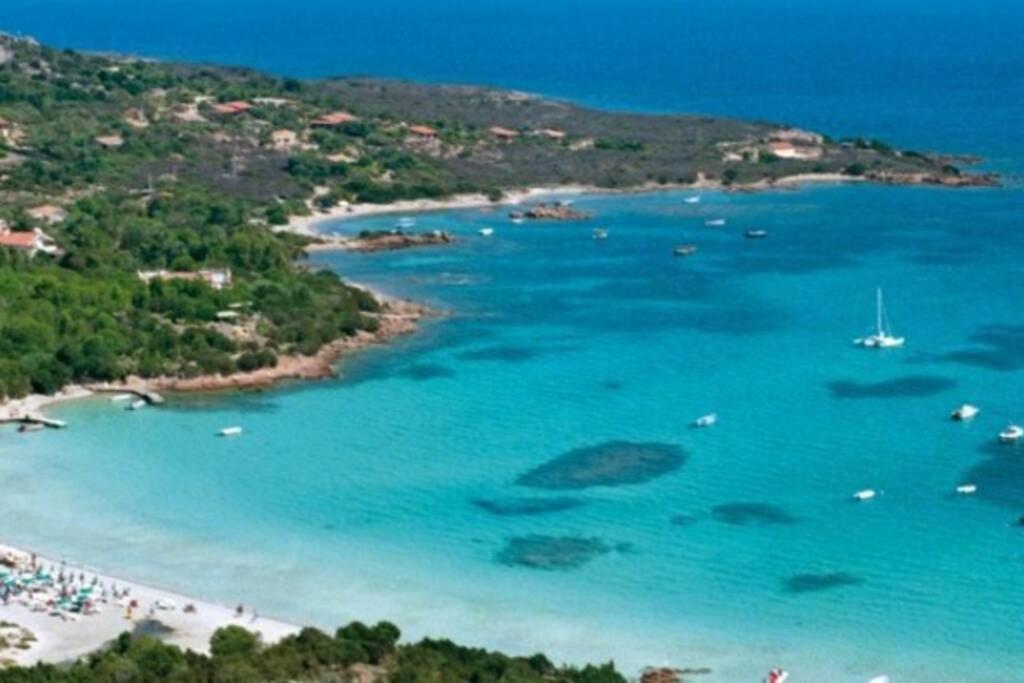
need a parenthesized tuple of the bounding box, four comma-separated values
(0, 33, 994, 404)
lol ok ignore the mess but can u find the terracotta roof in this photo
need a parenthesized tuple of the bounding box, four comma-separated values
(212, 101, 253, 115)
(769, 141, 795, 151)
(489, 126, 519, 139)
(408, 124, 438, 137)
(312, 111, 359, 126)
(0, 231, 39, 248)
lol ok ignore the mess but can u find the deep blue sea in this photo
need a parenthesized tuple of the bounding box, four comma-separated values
(2, 2, 1023, 681)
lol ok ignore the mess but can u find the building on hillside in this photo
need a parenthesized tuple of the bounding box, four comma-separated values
(311, 111, 359, 128)
(27, 205, 67, 224)
(212, 101, 253, 115)
(489, 126, 519, 141)
(407, 124, 438, 138)
(137, 268, 233, 290)
(767, 140, 822, 160)
(539, 128, 566, 140)
(0, 227, 59, 257)
(123, 108, 149, 128)
(270, 129, 299, 150)
(95, 134, 125, 149)
(0, 116, 14, 143)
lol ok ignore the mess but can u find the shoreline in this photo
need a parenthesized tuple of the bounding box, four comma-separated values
(0, 294, 431, 418)
(0, 542, 299, 666)
(285, 169, 991, 241)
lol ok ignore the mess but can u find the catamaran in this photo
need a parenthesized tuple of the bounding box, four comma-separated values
(854, 288, 905, 348)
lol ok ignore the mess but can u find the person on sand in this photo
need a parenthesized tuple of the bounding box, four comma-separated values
(235, 604, 244, 618)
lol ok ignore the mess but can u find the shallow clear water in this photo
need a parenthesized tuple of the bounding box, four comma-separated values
(2, 2, 1024, 680)
(4, 185, 1024, 681)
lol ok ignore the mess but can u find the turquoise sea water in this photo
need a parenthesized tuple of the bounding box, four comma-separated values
(2, 2, 1024, 681)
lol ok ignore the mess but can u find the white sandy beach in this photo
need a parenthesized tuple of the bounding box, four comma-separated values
(0, 543, 299, 667)
(285, 175, 866, 241)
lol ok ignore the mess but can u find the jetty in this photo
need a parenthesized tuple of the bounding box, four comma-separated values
(0, 413, 67, 430)
(86, 385, 165, 405)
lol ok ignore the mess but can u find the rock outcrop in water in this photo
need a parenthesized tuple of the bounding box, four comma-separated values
(496, 535, 612, 570)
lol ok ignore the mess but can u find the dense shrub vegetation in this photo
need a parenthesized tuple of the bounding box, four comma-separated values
(0, 621, 627, 683)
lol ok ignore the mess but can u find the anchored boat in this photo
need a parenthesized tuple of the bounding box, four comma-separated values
(673, 244, 698, 256)
(951, 404, 980, 421)
(855, 288, 905, 348)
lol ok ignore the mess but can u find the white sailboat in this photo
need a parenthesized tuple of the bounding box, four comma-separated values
(854, 288, 905, 348)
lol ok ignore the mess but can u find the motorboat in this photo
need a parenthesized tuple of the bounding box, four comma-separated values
(852, 489, 877, 501)
(854, 288, 905, 348)
(705, 218, 726, 227)
(694, 413, 717, 428)
(673, 244, 698, 256)
(593, 228, 609, 240)
(951, 404, 980, 421)
(999, 424, 1023, 442)
(127, 399, 146, 411)
(218, 426, 243, 437)
(764, 669, 789, 683)
(109, 393, 133, 402)
(955, 484, 977, 495)
(684, 195, 701, 204)
(395, 217, 416, 230)
(745, 229, 768, 239)
(478, 227, 494, 236)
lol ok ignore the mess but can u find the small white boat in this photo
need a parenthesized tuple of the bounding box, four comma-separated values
(853, 489, 877, 501)
(694, 413, 717, 428)
(218, 426, 243, 437)
(745, 229, 768, 239)
(764, 669, 789, 683)
(867, 677, 890, 683)
(127, 399, 146, 411)
(673, 244, 698, 256)
(684, 195, 701, 204)
(478, 228, 494, 236)
(705, 218, 726, 227)
(855, 288, 905, 348)
(950, 404, 980, 421)
(511, 218, 525, 225)
(593, 228, 609, 240)
(955, 484, 977, 495)
(395, 217, 416, 230)
(109, 393, 133, 403)
(999, 424, 1023, 442)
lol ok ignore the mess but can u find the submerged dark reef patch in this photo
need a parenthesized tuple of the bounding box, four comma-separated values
(827, 375, 956, 399)
(959, 440, 1024, 509)
(472, 497, 585, 516)
(517, 440, 686, 490)
(459, 345, 541, 362)
(400, 363, 456, 380)
(711, 503, 800, 526)
(784, 572, 863, 594)
(941, 324, 1024, 372)
(496, 535, 614, 570)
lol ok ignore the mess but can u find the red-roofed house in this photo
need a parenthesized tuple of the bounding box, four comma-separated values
(489, 126, 519, 141)
(407, 124, 438, 138)
(212, 101, 253, 115)
(311, 111, 359, 128)
(0, 228, 59, 257)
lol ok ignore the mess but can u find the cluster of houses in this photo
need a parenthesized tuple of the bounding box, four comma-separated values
(719, 128, 825, 163)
